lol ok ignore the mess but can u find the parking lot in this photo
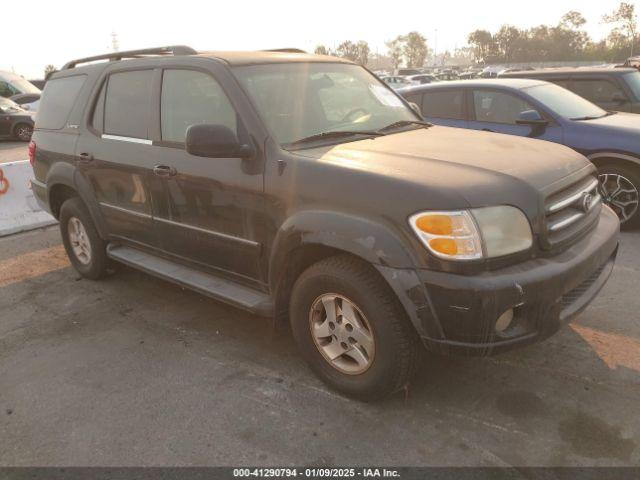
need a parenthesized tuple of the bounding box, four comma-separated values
(0, 141, 638, 467)
(0, 142, 28, 164)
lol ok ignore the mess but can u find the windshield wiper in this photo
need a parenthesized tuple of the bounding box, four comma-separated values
(378, 120, 432, 133)
(570, 114, 607, 121)
(285, 130, 384, 147)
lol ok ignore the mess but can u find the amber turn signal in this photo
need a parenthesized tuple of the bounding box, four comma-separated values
(428, 238, 458, 255)
(415, 214, 453, 235)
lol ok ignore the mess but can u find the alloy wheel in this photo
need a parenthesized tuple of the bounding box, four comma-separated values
(599, 173, 639, 224)
(67, 217, 92, 265)
(308, 294, 375, 375)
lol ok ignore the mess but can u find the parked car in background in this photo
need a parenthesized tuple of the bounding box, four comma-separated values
(395, 68, 421, 76)
(10, 93, 41, 112)
(0, 71, 41, 98)
(500, 67, 640, 113)
(29, 79, 47, 90)
(406, 74, 439, 85)
(0, 97, 35, 141)
(31, 46, 618, 400)
(381, 75, 414, 89)
(399, 79, 640, 228)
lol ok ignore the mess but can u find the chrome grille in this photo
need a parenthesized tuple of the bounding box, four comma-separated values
(543, 176, 602, 248)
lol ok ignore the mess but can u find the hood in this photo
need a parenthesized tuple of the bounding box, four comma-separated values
(575, 111, 640, 133)
(294, 126, 592, 208)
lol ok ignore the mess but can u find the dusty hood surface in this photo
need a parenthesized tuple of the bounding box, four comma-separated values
(295, 126, 591, 195)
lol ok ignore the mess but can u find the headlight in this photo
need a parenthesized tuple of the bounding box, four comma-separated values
(409, 206, 532, 260)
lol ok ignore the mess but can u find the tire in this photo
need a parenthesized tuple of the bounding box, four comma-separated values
(289, 255, 422, 401)
(13, 123, 33, 142)
(598, 164, 640, 230)
(59, 197, 109, 280)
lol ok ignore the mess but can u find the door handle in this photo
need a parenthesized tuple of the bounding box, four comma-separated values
(153, 165, 177, 177)
(77, 152, 94, 164)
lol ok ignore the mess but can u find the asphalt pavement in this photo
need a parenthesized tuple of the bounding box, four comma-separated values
(1, 224, 639, 466)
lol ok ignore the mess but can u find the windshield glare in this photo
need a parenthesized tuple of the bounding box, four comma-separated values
(525, 83, 607, 119)
(0, 98, 21, 112)
(233, 63, 417, 146)
(9, 76, 41, 94)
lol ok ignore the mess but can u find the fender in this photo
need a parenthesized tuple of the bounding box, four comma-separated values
(268, 210, 420, 285)
(268, 209, 438, 338)
(45, 162, 109, 239)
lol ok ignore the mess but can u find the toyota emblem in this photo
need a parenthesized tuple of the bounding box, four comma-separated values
(581, 192, 594, 212)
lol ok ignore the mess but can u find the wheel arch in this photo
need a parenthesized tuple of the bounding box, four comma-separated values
(588, 151, 640, 171)
(268, 210, 430, 337)
(45, 162, 109, 239)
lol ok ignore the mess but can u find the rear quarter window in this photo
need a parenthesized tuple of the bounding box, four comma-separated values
(36, 75, 87, 129)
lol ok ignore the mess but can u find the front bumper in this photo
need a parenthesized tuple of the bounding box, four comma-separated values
(376, 206, 620, 356)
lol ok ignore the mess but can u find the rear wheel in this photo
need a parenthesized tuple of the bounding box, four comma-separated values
(289, 255, 422, 400)
(59, 197, 109, 279)
(598, 165, 640, 230)
(13, 123, 33, 142)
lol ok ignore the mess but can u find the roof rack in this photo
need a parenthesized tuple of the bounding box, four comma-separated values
(263, 48, 307, 54)
(62, 45, 197, 70)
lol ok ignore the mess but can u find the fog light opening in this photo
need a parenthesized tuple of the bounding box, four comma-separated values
(495, 309, 514, 333)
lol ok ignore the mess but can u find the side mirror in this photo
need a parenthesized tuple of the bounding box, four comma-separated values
(516, 109, 548, 126)
(185, 124, 253, 159)
(408, 102, 422, 117)
(611, 92, 627, 104)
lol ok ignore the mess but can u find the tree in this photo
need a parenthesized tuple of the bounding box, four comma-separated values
(336, 41, 359, 62)
(402, 31, 429, 67)
(44, 64, 57, 78)
(385, 37, 404, 69)
(314, 45, 330, 55)
(356, 41, 370, 66)
(467, 29, 495, 63)
(603, 2, 638, 56)
(494, 25, 521, 62)
(561, 11, 586, 29)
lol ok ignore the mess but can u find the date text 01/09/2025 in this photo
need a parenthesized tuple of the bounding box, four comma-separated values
(232, 468, 401, 478)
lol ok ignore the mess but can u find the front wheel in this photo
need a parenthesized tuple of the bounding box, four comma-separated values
(13, 123, 33, 142)
(289, 255, 422, 401)
(598, 165, 640, 230)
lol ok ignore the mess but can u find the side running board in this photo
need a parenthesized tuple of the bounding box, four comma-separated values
(107, 244, 273, 316)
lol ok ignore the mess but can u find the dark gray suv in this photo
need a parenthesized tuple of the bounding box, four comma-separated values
(500, 67, 640, 113)
(30, 46, 619, 400)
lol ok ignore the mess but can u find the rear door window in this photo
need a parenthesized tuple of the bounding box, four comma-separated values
(104, 70, 153, 139)
(421, 90, 465, 119)
(36, 75, 87, 129)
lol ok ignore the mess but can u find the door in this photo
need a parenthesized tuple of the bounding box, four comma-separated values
(75, 68, 158, 248)
(468, 89, 562, 143)
(420, 89, 468, 128)
(148, 68, 264, 282)
(570, 78, 632, 112)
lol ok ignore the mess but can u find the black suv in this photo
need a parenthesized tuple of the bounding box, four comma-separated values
(31, 46, 619, 400)
(500, 67, 640, 113)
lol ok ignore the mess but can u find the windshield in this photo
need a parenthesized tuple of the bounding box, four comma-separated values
(0, 97, 22, 112)
(233, 63, 418, 146)
(524, 83, 607, 120)
(4, 75, 41, 95)
(623, 71, 640, 100)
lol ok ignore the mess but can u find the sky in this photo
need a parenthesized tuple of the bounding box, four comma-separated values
(1, 0, 635, 79)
